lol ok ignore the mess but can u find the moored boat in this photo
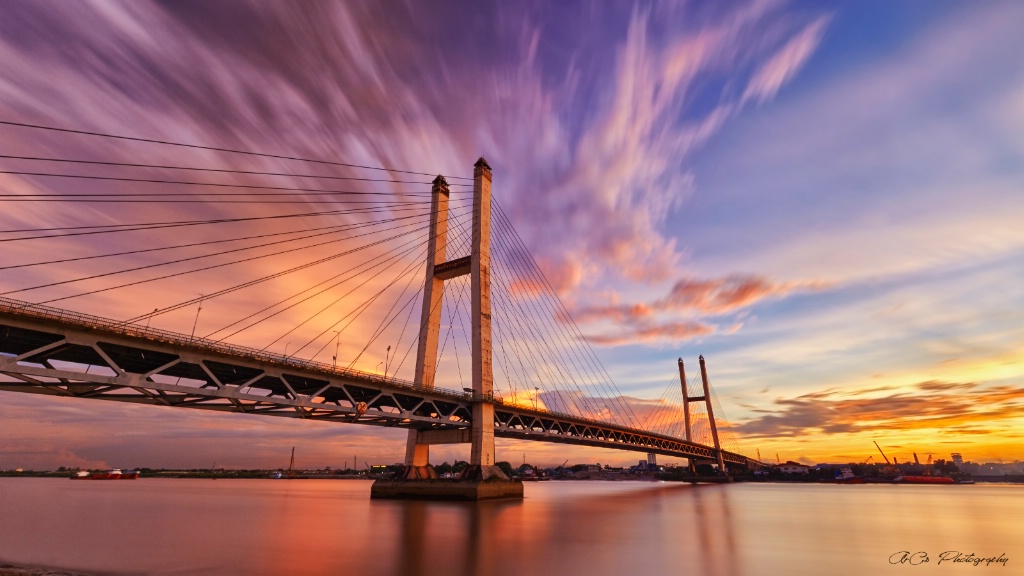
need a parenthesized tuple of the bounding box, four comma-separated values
(70, 468, 139, 480)
(826, 467, 865, 484)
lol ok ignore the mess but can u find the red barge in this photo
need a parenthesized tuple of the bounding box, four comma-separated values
(895, 475, 954, 484)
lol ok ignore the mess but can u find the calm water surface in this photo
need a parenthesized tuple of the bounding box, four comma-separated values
(0, 479, 1020, 576)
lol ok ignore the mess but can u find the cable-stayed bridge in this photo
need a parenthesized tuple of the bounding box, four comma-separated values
(0, 297, 747, 466)
(0, 120, 759, 496)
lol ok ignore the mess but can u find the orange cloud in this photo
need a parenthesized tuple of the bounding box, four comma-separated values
(736, 380, 1024, 439)
(572, 302, 655, 324)
(532, 256, 583, 296)
(586, 320, 715, 345)
(574, 274, 825, 323)
(570, 274, 828, 345)
(660, 275, 818, 314)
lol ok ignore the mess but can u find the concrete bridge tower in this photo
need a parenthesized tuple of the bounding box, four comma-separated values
(371, 159, 522, 500)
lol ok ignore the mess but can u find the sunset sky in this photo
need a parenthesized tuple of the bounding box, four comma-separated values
(2, 1, 1022, 470)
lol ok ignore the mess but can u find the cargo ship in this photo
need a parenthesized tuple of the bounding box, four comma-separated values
(71, 468, 139, 480)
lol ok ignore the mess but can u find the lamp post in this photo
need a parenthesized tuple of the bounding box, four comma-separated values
(189, 295, 204, 342)
(284, 342, 292, 359)
(533, 386, 539, 410)
(384, 346, 391, 380)
(332, 330, 341, 370)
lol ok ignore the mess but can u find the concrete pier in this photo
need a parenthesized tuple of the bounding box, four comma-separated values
(371, 465, 524, 501)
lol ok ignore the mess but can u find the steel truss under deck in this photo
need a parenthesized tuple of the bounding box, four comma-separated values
(0, 297, 753, 466)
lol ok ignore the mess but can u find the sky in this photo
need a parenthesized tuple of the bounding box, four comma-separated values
(1, 0, 1023, 470)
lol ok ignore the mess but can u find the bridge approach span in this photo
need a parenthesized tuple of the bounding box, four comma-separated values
(0, 298, 752, 465)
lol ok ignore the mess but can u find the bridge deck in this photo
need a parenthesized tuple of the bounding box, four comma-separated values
(0, 297, 754, 465)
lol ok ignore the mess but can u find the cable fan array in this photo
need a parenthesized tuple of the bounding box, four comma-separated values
(0, 120, 471, 370)
(1, 119, 729, 440)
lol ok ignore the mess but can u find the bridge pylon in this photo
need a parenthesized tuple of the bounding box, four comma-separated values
(679, 355, 729, 477)
(371, 158, 522, 500)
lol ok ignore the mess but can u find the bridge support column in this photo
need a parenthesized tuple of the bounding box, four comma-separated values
(469, 157, 496, 469)
(372, 158, 521, 500)
(400, 175, 450, 476)
(699, 355, 728, 475)
(678, 358, 696, 474)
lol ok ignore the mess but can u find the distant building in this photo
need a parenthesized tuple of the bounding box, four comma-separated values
(630, 459, 662, 474)
(951, 453, 964, 465)
(777, 461, 809, 474)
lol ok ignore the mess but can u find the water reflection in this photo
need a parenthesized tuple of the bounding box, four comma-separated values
(378, 482, 743, 576)
(1, 479, 1022, 576)
(690, 485, 738, 576)
(385, 496, 522, 576)
(398, 502, 427, 575)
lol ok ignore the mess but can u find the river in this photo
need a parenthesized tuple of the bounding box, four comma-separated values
(0, 478, 1018, 575)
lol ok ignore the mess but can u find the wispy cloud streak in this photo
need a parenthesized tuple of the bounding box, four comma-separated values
(737, 381, 1024, 438)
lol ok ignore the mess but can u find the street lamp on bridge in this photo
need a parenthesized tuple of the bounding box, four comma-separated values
(332, 330, 341, 370)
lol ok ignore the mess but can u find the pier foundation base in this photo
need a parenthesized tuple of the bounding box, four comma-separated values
(370, 465, 524, 501)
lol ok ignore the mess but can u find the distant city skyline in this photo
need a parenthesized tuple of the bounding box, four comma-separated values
(2, 1, 1023, 469)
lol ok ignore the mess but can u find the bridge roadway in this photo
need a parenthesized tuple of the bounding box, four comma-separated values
(0, 297, 754, 466)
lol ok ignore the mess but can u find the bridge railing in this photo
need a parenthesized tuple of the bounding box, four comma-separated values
(0, 296, 749, 459)
(0, 296, 460, 395)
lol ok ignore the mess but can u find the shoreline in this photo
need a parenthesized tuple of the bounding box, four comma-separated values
(4, 474, 1024, 484)
(0, 564, 96, 576)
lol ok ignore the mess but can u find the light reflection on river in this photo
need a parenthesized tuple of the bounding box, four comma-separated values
(0, 479, 1019, 575)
